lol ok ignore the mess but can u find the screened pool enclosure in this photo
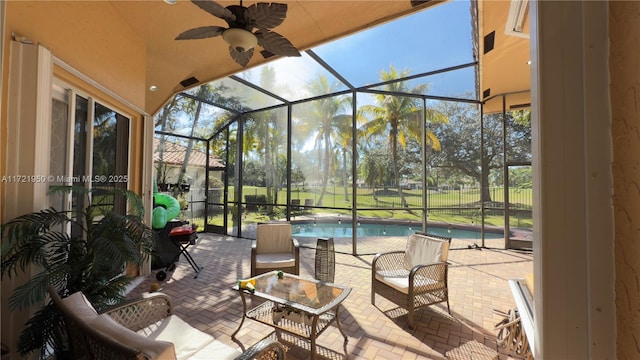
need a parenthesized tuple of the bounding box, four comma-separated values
(153, 0, 532, 254)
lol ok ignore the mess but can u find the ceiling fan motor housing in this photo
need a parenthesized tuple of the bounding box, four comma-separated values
(222, 27, 257, 52)
(176, 0, 300, 65)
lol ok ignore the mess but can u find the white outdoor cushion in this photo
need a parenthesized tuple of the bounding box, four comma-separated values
(89, 314, 176, 360)
(183, 340, 244, 360)
(403, 234, 446, 270)
(255, 253, 296, 269)
(61, 291, 98, 322)
(256, 223, 293, 253)
(140, 315, 241, 360)
(375, 273, 445, 294)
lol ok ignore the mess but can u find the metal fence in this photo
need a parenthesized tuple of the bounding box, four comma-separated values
(181, 186, 531, 218)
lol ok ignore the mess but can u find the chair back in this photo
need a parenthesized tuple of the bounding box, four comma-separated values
(48, 287, 142, 360)
(256, 223, 293, 254)
(403, 233, 451, 270)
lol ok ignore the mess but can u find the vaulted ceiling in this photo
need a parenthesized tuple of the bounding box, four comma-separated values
(102, 0, 442, 112)
(119, 0, 530, 113)
(5, 0, 529, 114)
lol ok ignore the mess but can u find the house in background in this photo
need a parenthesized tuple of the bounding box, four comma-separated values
(153, 137, 224, 192)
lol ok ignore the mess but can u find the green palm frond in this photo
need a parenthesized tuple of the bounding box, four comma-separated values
(1, 209, 71, 278)
(16, 302, 63, 356)
(84, 275, 132, 311)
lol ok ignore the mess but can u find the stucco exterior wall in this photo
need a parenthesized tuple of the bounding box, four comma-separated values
(2, 0, 150, 219)
(610, 2, 640, 358)
(4, 1, 146, 111)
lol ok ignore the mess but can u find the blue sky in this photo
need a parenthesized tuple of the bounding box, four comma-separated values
(234, 0, 476, 102)
(312, 0, 475, 93)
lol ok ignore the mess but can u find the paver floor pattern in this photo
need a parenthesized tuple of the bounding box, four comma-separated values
(128, 232, 532, 360)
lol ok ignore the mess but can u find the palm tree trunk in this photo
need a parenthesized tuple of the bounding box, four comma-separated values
(178, 100, 202, 186)
(155, 98, 178, 186)
(342, 149, 349, 202)
(265, 124, 273, 214)
(390, 123, 409, 207)
(316, 132, 332, 206)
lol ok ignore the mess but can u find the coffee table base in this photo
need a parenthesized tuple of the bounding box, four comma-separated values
(232, 294, 348, 359)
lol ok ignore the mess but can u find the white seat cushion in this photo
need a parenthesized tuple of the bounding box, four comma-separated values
(139, 315, 241, 360)
(182, 340, 245, 360)
(89, 314, 176, 360)
(255, 253, 296, 269)
(375, 272, 445, 294)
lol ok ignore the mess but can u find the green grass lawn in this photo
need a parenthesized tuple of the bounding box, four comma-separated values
(195, 185, 532, 230)
(238, 185, 531, 210)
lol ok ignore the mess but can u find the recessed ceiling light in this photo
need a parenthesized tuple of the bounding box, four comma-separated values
(527, 60, 531, 65)
(149, 85, 158, 92)
(164, 0, 177, 4)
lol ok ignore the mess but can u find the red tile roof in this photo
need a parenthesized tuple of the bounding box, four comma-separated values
(153, 137, 223, 169)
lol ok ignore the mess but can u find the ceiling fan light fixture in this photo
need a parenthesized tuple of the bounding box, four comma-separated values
(222, 28, 258, 52)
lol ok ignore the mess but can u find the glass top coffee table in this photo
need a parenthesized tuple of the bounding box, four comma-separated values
(232, 271, 351, 359)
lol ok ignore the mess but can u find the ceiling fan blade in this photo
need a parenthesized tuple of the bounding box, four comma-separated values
(256, 30, 301, 57)
(260, 49, 277, 59)
(191, 0, 236, 23)
(229, 46, 254, 66)
(245, 3, 287, 30)
(175, 26, 226, 40)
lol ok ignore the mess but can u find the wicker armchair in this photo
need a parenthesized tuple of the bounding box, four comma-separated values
(48, 287, 285, 360)
(251, 222, 299, 276)
(371, 232, 452, 329)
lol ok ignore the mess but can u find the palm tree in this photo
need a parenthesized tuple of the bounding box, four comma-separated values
(241, 67, 288, 214)
(297, 75, 353, 206)
(178, 84, 217, 186)
(359, 66, 447, 207)
(334, 122, 353, 202)
(155, 96, 181, 186)
(244, 108, 287, 213)
(358, 142, 388, 205)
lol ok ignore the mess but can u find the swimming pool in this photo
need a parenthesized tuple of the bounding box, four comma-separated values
(291, 222, 504, 239)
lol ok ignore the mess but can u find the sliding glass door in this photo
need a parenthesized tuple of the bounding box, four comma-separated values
(50, 82, 131, 238)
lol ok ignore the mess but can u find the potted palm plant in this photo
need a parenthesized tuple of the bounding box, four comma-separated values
(1, 186, 155, 359)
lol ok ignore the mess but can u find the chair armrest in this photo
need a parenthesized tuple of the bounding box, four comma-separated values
(101, 292, 173, 332)
(409, 262, 448, 284)
(234, 338, 286, 360)
(251, 240, 258, 276)
(372, 251, 406, 273)
(292, 238, 300, 274)
(251, 240, 257, 256)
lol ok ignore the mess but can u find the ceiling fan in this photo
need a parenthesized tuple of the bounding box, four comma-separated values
(176, 0, 301, 66)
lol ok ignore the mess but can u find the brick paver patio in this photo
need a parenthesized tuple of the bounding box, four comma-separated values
(128, 231, 532, 360)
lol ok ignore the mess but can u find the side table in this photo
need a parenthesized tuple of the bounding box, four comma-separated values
(315, 237, 335, 282)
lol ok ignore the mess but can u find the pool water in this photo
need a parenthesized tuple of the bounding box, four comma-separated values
(292, 222, 504, 239)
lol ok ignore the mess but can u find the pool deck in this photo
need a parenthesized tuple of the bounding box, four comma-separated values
(128, 231, 533, 359)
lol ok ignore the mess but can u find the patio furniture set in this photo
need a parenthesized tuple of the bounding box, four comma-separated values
(49, 223, 452, 359)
